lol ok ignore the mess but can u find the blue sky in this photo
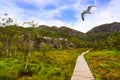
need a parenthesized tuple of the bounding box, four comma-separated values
(0, 0, 120, 32)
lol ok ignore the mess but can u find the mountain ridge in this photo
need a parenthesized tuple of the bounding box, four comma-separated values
(38, 22, 120, 37)
(87, 22, 120, 34)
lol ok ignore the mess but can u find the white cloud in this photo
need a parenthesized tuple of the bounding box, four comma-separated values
(0, 0, 76, 28)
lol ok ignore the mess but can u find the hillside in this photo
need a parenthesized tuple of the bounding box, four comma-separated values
(38, 25, 84, 38)
(85, 22, 120, 50)
(87, 22, 120, 34)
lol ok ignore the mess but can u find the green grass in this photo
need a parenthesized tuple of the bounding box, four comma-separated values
(0, 48, 88, 80)
(85, 50, 120, 80)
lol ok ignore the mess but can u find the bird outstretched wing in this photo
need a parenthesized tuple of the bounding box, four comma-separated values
(87, 6, 95, 12)
(81, 12, 85, 21)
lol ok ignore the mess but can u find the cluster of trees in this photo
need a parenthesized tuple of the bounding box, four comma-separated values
(0, 14, 51, 69)
(0, 14, 32, 69)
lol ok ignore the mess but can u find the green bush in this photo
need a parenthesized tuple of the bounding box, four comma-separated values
(0, 68, 18, 80)
(19, 63, 40, 77)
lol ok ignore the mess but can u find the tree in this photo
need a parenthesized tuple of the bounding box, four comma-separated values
(22, 21, 38, 69)
(0, 13, 15, 63)
(0, 13, 14, 27)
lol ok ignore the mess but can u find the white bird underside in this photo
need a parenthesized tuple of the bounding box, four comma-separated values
(81, 6, 95, 21)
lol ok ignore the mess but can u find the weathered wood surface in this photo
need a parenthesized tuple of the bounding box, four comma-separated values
(71, 50, 94, 80)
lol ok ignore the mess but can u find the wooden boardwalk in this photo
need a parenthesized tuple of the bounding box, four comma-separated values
(71, 50, 94, 80)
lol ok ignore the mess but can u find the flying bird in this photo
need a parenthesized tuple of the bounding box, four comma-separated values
(81, 6, 96, 21)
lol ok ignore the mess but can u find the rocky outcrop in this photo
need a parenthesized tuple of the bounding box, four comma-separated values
(42, 36, 75, 49)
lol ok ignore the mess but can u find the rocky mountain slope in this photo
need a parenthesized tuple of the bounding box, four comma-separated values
(87, 22, 120, 34)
